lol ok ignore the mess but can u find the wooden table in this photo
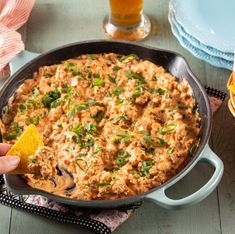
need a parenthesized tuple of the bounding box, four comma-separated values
(0, 0, 234, 233)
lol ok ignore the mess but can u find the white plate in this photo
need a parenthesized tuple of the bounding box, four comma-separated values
(169, 0, 235, 52)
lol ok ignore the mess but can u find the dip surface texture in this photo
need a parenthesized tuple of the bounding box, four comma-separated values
(0, 53, 200, 200)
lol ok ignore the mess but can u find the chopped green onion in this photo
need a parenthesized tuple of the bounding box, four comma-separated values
(88, 54, 96, 60)
(96, 182, 110, 186)
(18, 104, 26, 114)
(189, 144, 197, 156)
(112, 129, 132, 143)
(132, 86, 144, 98)
(140, 131, 154, 146)
(42, 89, 61, 108)
(159, 124, 177, 135)
(26, 115, 42, 126)
(43, 72, 53, 78)
(70, 105, 87, 116)
(140, 159, 154, 178)
(94, 146, 102, 153)
(131, 92, 141, 98)
(72, 135, 82, 145)
(77, 103, 90, 110)
(119, 54, 139, 63)
(115, 98, 124, 104)
(125, 70, 132, 79)
(71, 124, 95, 149)
(2, 106, 9, 115)
(152, 75, 158, 81)
(66, 85, 74, 93)
(156, 138, 166, 147)
(32, 87, 40, 96)
(112, 87, 124, 97)
(143, 135, 153, 145)
(69, 106, 76, 117)
(70, 124, 85, 136)
(5, 122, 23, 140)
(90, 110, 104, 122)
(116, 150, 131, 167)
(145, 147, 155, 154)
(108, 75, 116, 84)
(113, 66, 121, 71)
(168, 147, 174, 155)
(125, 70, 147, 84)
(86, 100, 104, 107)
(50, 98, 61, 108)
(84, 123, 97, 134)
(26, 99, 41, 109)
(131, 73, 147, 84)
(70, 69, 81, 76)
(151, 88, 165, 95)
(105, 91, 111, 97)
(112, 115, 129, 124)
(65, 62, 82, 76)
(92, 78, 105, 87)
(66, 62, 77, 67)
(70, 100, 104, 116)
(84, 135, 94, 148)
(30, 157, 36, 164)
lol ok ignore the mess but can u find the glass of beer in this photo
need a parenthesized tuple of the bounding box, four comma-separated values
(103, 0, 151, 41)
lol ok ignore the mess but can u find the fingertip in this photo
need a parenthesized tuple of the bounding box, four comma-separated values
(0, 156, 20, 174)
(8, 156, 20, 166)
(0, 143, 12, 156)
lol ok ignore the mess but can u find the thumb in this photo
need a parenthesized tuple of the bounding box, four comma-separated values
(0, 156, 20, 174)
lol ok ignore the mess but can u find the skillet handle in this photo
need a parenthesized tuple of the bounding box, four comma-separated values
(144, 144, 223, 209)
(10, 50, 40, 75)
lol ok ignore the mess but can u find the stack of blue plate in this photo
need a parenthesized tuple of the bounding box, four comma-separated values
(169, 0, 235, 70)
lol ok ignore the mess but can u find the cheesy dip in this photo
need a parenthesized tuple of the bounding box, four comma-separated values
(0, 53, 200, 200)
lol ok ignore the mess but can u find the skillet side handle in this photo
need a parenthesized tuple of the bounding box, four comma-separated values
(10, 50, 40, 75)
(145, 144, 224, 209)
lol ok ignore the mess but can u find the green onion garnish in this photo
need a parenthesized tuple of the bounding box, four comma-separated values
(96, 182, 110, 186)
(159, 124, 177, 135)
(112, 87, 124, 97)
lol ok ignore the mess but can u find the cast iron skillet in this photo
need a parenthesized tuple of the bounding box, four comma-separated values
(0, 40, 223, 209)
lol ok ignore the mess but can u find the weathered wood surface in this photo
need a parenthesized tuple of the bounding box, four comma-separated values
(0, 0, 234, 233)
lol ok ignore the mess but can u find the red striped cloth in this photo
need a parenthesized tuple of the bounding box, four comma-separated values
(0, 0, 35, 79)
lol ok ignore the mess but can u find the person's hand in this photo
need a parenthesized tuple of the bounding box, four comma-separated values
(0, 143, 20, 174)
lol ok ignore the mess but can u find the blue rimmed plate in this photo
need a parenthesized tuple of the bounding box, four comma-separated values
(169, 0, 235, 53)
(169, 10, 233, 62)
(168, 12, 233, 70)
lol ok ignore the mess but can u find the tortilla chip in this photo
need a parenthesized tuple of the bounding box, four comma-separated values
(228, 99, 235, 118)
(229, 84, 235, 95)
(230, 91, 235, 109)
(6, 124, 44, 174)
(227, 72, 235, 88)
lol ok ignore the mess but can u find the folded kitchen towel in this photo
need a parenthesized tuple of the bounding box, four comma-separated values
(0, 0, 35, 79)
